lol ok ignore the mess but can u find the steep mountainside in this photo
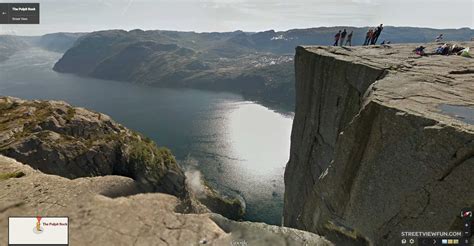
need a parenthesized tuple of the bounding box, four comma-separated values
(284, 43, 474, 244)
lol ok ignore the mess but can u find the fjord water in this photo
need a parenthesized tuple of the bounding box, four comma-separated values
(0, 48, 293, 225)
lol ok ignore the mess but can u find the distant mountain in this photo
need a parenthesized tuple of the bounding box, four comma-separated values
(53, 29, 295, 110)
(49, 27, 473, 110)
(35, 32, 85, 52)
(0, 35, 29, 62)
(0, 32, 84, 63)
(232, 26, 474, 53)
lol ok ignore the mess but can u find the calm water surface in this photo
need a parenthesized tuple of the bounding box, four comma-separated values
(0, 48, 293, 225)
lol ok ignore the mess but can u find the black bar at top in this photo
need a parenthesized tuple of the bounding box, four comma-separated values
(0, 3, 40, 24)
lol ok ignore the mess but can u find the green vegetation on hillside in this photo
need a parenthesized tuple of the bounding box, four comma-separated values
(0, 171, 25, 181)
(0, 97, 185, 195)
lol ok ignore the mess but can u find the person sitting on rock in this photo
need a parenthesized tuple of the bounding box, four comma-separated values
(413, 46, 426, 56)
(435, 44, 452, 55)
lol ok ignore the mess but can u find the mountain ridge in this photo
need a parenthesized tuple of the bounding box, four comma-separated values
(2, 26, 473, 111)
(51, 26, 473, 111)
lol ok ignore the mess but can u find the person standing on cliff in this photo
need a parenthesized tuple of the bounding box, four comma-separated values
(371, 24, 384, 45)
(334, 30, 341, 46)
(340, 29, 347, 46)
(345, 31, 353, 46)
(364, 29, 373, 45)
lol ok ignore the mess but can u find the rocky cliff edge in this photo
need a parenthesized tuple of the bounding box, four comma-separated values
(284, 42, 474, 245)
(0, 155, 332, 245)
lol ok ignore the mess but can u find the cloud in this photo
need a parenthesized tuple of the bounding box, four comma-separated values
(351, 0, 374, 3)
(1, 0, 471, 35)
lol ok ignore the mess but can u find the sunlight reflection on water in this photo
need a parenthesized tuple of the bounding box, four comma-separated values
(0, 48, 294, 225)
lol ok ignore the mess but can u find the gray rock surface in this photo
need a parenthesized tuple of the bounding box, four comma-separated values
(0, 155, 333, 245)
(284, 43, 474, 245)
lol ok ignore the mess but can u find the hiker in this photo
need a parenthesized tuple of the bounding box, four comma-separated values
(371, 24, 383, 45)
(364, 29, 373, 45)
(334, 30, 341, 46)
(340, 29, 347, 46)
(345, 31, 353, 46)
(435, 34, 443, 42)
(370, 28, 377, 44)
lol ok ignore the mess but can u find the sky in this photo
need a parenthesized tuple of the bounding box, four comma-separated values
(1, 0, 473, 35)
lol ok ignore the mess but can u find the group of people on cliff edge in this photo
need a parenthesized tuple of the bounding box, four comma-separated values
(333, 24, 384, 46)
(363, 24, 384, 45)
(333, 29, 354, 46)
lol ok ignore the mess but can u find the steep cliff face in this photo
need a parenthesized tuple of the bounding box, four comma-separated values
(284, 43, 474, 244)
